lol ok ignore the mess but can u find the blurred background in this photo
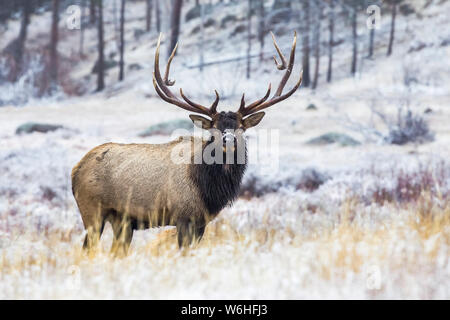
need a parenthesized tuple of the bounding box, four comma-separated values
(1, 0, 437, 104)
(0, 0, 450, 299)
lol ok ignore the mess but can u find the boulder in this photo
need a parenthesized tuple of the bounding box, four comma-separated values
(139, 119, 193, 137)
(128, 63, 143, 71)
(16, 122, 64, 135)
(306, 103, 317, 111)
(306, 132, 361, 147)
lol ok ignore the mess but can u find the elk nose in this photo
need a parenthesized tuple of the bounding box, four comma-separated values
(222, 132, 236, 144)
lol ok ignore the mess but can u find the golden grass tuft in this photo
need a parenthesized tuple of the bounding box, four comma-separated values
(1, 194, 449, 299)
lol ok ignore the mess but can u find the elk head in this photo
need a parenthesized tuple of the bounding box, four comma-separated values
(152, 32, 303, 152)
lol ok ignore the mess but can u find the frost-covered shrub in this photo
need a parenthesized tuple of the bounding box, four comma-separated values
(385, 110, 434, 145)
(0, 53, 45, 106)
(0, 55, 16, 83)
(0, 139, 72, 207)
(240, 167, 329, 199)
(295, 168, 330, 192)
(0, 50, 85, 106)
(371, 161, 450, 204)
(239, 175, 281, 199)
(342, 105, 434, 145)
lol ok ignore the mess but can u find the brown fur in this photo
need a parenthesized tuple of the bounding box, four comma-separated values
(73, 112, 265, 255)
(75, 31, 302, 255)
(72, 137, 210, 254)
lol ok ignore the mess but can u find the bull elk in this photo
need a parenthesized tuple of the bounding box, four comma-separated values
(72, 32, 302, 255)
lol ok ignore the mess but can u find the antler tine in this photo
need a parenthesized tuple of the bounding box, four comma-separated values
(244, 83, 271, 111)
(179, 88, 208, 111)
(152, 74, 199, 113)
(238, 94, 246, 113)
(250, 70, 302, 113)
(154, 34, 176, 99)
(163, 42, 178, 86)
(240, 31, 302, 116)
(153, 33, 218, 117)
(180, 88, 220, 115)
(274, 31, 297, 97)
(211, 90, 219, 114)
(271, 31, 287, 70)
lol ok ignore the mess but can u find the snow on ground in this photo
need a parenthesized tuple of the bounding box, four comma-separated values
(0, 0, 449, 299)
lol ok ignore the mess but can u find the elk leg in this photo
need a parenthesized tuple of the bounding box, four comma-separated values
(177, 218, 194, 248)
(82, 220, 105, 250)
(176, 218, 205, 248)
(195, 224, 206, 242)
(80, 203, 107, 251)
(110, 214, 134, 257)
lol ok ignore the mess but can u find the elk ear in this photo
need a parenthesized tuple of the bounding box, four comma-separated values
(189, 114, 212, 130)
(243, 112, 265, 130)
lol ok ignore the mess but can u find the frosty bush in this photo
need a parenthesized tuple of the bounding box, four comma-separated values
(385, 110, 434, 145)
(341, 103, 434, 145)
(0, 50, 85, 107)
(240, 167, 329, 199)
(325, 158, 450, 206)
(0, 53, 44, 106)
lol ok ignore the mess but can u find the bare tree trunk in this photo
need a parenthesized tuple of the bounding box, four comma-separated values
(302, 0, 311, 87)
(199, 2, 205, 72)
(146, 0, 153, 32)
(246, 0, 252, 79)
(80, 0, 86, 57)
(7, 0, 32, 79)
(49, 0, 59, 89)
(97, 0, 105, 91)
(155, 0, 161, 33)
(89, 0, 96, 24)
(168, 0, 183, 57)
(312, 3, 322, 90)
(17, 0, 31, 61)
(387, 3, 397, 56)
(368, 28, 375, 58)
(18, 3, 30, 45)
(258, 0, 265, 62)
(351, 8, 357, 76)
(119, 0, 126, 81)
(113, 0, 120, 51)
(327, 0, 334, 83)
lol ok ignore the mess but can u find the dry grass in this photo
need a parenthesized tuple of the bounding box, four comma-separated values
(1, 192, 449, 299)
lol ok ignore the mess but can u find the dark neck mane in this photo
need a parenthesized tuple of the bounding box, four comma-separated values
(190, 143, 247, 216)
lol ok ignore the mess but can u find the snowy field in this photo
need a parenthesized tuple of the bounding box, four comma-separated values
(0, 0, 450, 299)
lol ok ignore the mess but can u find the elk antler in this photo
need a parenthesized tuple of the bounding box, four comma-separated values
(238, 31, 303, 117)
(152, 33, 219, 117)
